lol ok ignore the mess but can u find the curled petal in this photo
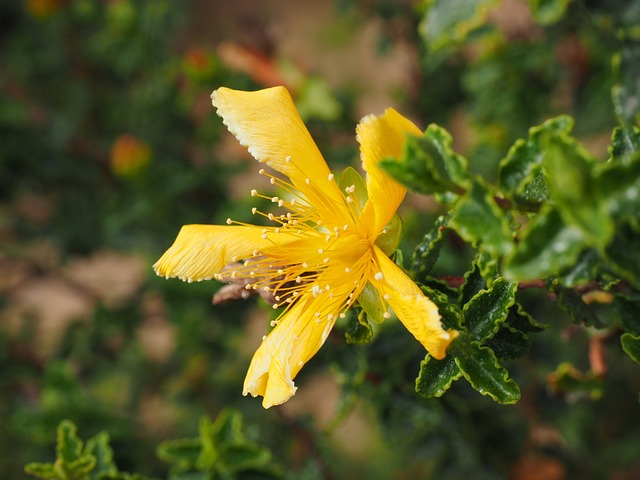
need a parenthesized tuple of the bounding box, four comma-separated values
(211, 86, 350, 225)
(153, 225, 296, 282)
(357, 108, 422, 236)
(370, 245, 456, 359)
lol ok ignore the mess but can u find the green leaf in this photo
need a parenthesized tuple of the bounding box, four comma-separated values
(528, 0, 571, 25)
(459, 257, 488, 305)
(419, 0, 498, 51)
(449, 178, 513, 256)
(487, 326, 531, 359)
(504, 206, 587, 280)
(462, 277, 517, 341)
(498, 115, 573, 207)
(598, 153, 640, 224)
(621, 333, 640, 366)
(455, 342, 521, 404)
(57, 420, 84, 464)
(156, 438, 202, 469)
(411, 214, 448, 282)
(557, 249, 600, 288)
(555, 286, 616, 329)
(615, 296, 640, 335)
(505, 303, 547, 333)
(345, 310, 374, 344)
(415, 355, 462, 398)
(24, 463, 56, 479)
(609, 125, 640, 161)
(612, 44, 640, 125)
(219, 444, 272, 473)
(85, 432, 118, 479)
(544, 133, 614, 247)
(380, 124, 470, 195)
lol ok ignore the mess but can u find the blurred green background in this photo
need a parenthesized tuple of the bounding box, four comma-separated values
(1, 0, 639, 478)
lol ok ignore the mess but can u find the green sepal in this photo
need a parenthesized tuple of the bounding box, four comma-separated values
(621, 333, 640, 366)
(415, 354, 462, 398)
(375, 213, 403, 257)
(498, 115, 572, 208)
(454, 341, 521, 404)
(528, 0, 571, 25)
(503, 206, 587, 281)
(380, 124, 470, 195)
(357, 281, 386, 325)
(419, 0, 498, 52)
(544, 133, 614, 247)
(412, 214, 448, 282)
(449, 178, 513, 257)
(338, 166, 368, 209)
(462, 277, 518, 342)
(345, 309, 374, 345)
(421, 285, 463, 331)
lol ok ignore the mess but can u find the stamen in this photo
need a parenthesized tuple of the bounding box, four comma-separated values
(226, 218, 232, 225)
(251, 207, 257, 214)
(251, 189, 258, 197)
(328, 173, 334, 181)
(286, 156, 292, 163)
(374, 272, 384, 281)
(383, 312, 391, 319)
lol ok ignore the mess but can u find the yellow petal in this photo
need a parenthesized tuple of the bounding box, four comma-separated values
(243, 278, 349, 408)
(370, 245, 456, 359)
(153, 225, 295, 282)
(211, 86, 350, 225)
(356, 108, 422, 236)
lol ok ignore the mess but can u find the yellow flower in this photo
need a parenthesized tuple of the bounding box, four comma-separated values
(154, 86, 457, 408)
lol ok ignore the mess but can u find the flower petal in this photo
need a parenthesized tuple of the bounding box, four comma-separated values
(356, 108, 422, 236)
(370, 245, 456, 359)
(211, 86, 350, 225)
(153, 225, 296, 282)
(243, 278, 349, 408)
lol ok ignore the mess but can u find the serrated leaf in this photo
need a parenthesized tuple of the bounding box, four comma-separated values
(415, 354, 462, 398)
(487, 325, 531, 359)
(498, 115, 572, 207)
(615, 296, 640, 335)
(57, 420, 84, 464)
(598, 153, 640, 223)
(380, 124, 470, 195)
(506, 303, 547, 333)
(449, 178, 513, 256)
(412, 214, 448, 282)
(67, 455, 96, 475)
(24, 463, 56, 479)
(544, 133, 614, 247)
(212, 409, 244, 446)
(609, 125, 640, 160)
(419, 0, 498, 51)
(528, 0, 571, 25)
(220, 444, 272, 472)
(557, 249, 600, 288)
(421, 285, 463, 330)
(555, 286, 616, 329)
(85, 432, 118, 479)
(455, 342, 521, 404)
(621, 333, 640, 366)
(459, 258, 488, 305)
(504, 206, 587, 280)
(345, 310, 374, 344)
(156, 438, 202, 468)
(463, 277, 517, 341)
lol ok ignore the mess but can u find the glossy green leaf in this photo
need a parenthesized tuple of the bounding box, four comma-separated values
(419, 0, 498, 51)
(498, 115, 572, 207)
(621, 333, 640, 366)
(415, 354, 462, 398)
(156, 439, 201, 468)
(615, 296, 640, 335)
(487, 325, 531, 359)
(345, 310, 374, 344)
(56, 420, 84, 464)
(544, 133, 613, 247)
(505, 303, 547, 333)
(598, 153, 640, 223)
(380, 124, 470, 195)
(455, 342, 521, 404)
(463, 277, 517, 341)
(557, 249, 600, 288)
(604, 223, 640, 288)
(85, 432, 118, 478)
(528, 0, 571, 25)
(449, 178, 513, 256)
(459, 257, 488, 305)
(221, 444, 272, 473)
(504, 206, 587, 280)
(412, 214, 448, 282)
(24, 463, 56, 479)
(555, 285, 616, 329)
